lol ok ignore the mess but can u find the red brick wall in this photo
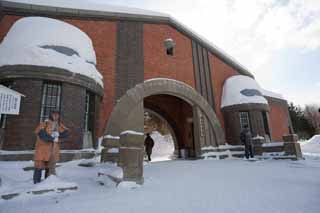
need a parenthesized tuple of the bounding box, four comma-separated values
(143, 24, 195, 88)
(0, 15, 21, 42)
(0, 15, 116, 137)
(209, 53, 239, 130)
(62, 19, 116, 137)
(267, 98, 290, 141)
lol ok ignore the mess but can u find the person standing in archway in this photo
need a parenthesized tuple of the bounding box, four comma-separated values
(144, 133, 154, 161)
(33, 110, 69, 184)
(240, 125, 254, 159)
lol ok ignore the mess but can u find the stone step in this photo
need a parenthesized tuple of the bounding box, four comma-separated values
(1, 186, 78, 200)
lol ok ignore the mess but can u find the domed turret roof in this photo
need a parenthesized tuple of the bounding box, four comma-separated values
(221, 75, 268, 108)
(0, 16, 103, 86)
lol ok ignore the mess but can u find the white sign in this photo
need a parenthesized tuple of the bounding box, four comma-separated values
(0, 85, 25, 115)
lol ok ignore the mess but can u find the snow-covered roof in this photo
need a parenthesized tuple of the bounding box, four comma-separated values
(0, 16, 103, 86)
(1, 0, 254, 78)
(261, 89, 284, 100)
(3, 0, 169, 18)
(221, 75, 268, 108)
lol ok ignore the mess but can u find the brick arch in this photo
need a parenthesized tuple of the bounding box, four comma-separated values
(104, 78, 225, 148)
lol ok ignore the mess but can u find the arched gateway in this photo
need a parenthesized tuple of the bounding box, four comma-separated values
(103, 78, 225, 159)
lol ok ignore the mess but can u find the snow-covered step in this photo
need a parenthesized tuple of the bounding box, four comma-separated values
(0, 175, 78, 200)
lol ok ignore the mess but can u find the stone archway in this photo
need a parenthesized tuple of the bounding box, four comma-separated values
(104, 78, 225, 150)
(102, 78, 225, 183)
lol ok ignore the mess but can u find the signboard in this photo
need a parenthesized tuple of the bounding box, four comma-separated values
(0, 85, 25, 115)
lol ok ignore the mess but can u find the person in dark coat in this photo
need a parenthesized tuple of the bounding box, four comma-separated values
(240, 125, 254, 159)
(144, 133, 154, 161)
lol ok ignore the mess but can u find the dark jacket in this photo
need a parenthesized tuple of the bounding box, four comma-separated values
(240, 128, 252, 146)
(144, 135, 154, 154)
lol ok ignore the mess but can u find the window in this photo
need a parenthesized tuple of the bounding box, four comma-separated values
(164, 38, 175, 56)
(0, 81, 13, 129)
(166, 47, 174, 56)
(84, 91, 95, 132)
(239, 111, 250, 131)
(262, 111, 270, 136)
(40, 82, 61, 122)
(84, 92, 90, 131)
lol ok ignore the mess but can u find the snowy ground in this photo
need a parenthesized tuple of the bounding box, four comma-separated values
(149, 131, 175, 162)
(1, 155, 320, 213)
(1, 134, 320, 213)
(300, 135, 320, 160)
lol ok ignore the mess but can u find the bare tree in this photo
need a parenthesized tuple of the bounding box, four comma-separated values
(304, 104, 320, 133)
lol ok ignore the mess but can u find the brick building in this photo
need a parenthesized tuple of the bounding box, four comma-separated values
(0, 1, 294, 162)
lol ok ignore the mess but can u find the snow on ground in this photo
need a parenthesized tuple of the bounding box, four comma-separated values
(300, 135, 320, 159)
(1, 157, 320, 213)
(150, 131, 175, 162)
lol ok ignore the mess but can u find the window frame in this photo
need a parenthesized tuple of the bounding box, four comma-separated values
(239, 111, 251, 131)
(39, 81, 62, 122)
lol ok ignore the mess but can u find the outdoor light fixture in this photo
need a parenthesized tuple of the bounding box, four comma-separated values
(164, 38, 175, 56)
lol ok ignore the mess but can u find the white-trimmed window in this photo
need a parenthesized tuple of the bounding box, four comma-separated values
(84, 92, 90, 131)
(40, 82, 61, 122)
(84, 91, 95, 132)
(239, 111, 250, 131)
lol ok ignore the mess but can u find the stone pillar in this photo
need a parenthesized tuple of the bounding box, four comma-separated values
(118, 132, 144, 184)
(252, 137, 265, 156)
(282, 134, 303, 159)
(101, 137, 120, 163)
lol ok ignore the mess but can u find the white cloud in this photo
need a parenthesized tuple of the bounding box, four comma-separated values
(93, 0, 320, 105)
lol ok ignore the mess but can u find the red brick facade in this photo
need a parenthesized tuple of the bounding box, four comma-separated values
(144, 24, 195, 88)
(267, 98, 290, 141)
(209, 53, 239, 130)
(0, 14, 291, 148)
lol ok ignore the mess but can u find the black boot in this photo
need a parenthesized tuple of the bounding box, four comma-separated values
(33, 168, 42, 184)
(45, 168, 50, 179)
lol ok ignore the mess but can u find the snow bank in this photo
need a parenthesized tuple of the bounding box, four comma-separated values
(32, 175, 77, 191)
(117, 181, 141, 189)
(201, 150, 243, 159)
(1, 158, 320, 212)
(300, 135, 320, 158)
(150, 131, 175, 161)
(0, 17, 103, 86)
(201, 144, 244, 151)
(221, 75, 268, 108)
(306, 135, 320, 144)
(98, 163, 123, 179)
(104, 135, 120, 140)
(120, 130, 144, 136)
(262, 142, 284, 147)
